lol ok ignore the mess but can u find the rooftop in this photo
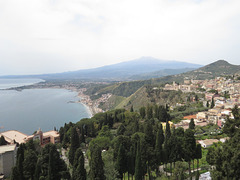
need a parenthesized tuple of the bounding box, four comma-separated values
(0, 130, 28, 144)
(43, 130, 59, 138)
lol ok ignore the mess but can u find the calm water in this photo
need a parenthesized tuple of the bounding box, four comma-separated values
(0, 79, 91, 135)
(0, 78, 44, 89)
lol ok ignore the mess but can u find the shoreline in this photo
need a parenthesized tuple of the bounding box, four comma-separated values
(4, 82, 103, 118)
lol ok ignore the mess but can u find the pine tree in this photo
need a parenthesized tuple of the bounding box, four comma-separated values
(69, 127, 80, 165)
(89, 145, 105, 180)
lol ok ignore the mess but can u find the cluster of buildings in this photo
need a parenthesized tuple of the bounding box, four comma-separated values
(0, 129, 60, 178)
(164, 77, 240, 95)
(171, 77, 240, 150)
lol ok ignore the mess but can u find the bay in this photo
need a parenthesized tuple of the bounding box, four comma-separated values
(0, 79, 91, 135)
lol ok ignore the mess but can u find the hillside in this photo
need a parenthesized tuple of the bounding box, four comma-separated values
(94, 60, 240, 111)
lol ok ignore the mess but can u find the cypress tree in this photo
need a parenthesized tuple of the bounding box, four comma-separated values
(147, 105, 153, 120)
(17, 154, 24, 180)
(47, 148, 54, 180)
(116, 144, 127, 179)
(69, 127, 80, 165)
(11, 166, 20, 180)
(130, 105, 134, 112)
(195, 144, 202, 171)
(89, 145, 105, 180)
(73, 148, 86, 180)
(0, 136, 7, 146)
(155, 124, 164, 174)
(135, 141, 142, 180)
(210, 97, 215, 108)
(139, 107, 146, 119)
(189, 118, 195, 130)
(165, 121, 171, 141)
(206, 101, 209, 108)
(183, 129, 196, 179)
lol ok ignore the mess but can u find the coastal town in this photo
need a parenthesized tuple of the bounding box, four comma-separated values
(0, 75, 239, 179)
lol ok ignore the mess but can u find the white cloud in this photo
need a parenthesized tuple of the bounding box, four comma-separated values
(0, 0, 240, 75)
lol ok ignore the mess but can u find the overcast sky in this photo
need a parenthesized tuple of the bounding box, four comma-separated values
(0, 0, 240, 75)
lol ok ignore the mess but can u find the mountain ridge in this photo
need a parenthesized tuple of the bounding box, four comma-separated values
(1, 57, 202, 81)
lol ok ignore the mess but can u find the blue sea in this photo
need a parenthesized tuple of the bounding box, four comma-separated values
(0, 79, 91, 135)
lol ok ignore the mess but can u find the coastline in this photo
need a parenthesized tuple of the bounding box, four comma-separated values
(4, 80, 104, 118)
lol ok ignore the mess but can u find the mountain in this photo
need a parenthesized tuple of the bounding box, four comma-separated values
(1, 57, 201, 81)
(179, 60, 240, 80)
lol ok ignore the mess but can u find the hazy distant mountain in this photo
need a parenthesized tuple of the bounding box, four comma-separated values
(1, 57, 202, 80)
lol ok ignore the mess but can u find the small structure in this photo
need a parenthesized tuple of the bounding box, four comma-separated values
(198, 139, 219, 148)
(0, 144, 17, 178)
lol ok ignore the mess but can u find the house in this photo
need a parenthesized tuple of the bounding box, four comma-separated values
(25, 129, 60, 146)
(198, 139, 219, 148)
(0, 129, 60, 146)
(0, 144, 17, 178)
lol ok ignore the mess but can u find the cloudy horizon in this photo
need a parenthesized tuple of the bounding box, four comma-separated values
(0, 0, 240, 75)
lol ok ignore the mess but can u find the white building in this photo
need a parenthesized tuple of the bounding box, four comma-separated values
(0, 144, 17, 178)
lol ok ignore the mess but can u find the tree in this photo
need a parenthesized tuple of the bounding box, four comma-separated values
(206, 101, 209, 108)
(195, 144, 202, 171)
(135, 141, 142, 180)
(155, 124, 164, 170)
(115, 144, 127, 179)
(69, 127, 80, 165)
(147, 105, 153, 120)
(210, 97, 215, 108)
(23, 150, 37, 180)
(11, 166, 20, 180)
(47, 147, 54, 180)
(0, 136, 7, 146)
(72, 148, 86, 180)
(195, 95, 198, 102)
(189, 118, 195, 130)
(130, 105, 134, 112)
(183, 129, 196, 179)
(89, 144, 105, 180)
(17, 154, 24, 180)
(139, 107, 146, 119)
